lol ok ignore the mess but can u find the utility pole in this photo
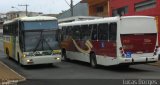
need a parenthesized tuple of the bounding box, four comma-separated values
(18, 4, 29, 16)
(64, 0, 73, 17)
(70, 0, 73, 17)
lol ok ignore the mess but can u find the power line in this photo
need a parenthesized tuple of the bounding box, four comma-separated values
(64, 0, 70, 6)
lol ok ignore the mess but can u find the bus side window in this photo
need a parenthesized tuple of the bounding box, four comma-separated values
(89, 25, 92, 38)
(66, 26, 72, 39)
(62, 27, 66, 40)
(15, 22, 18, 36)
(72, 26, 80, 40)
(91, 24, 98, 40)
(3, 25, 7, 35)
(9, 24, 12, 35)
(98, 23, 108, 40)
(109, 23, 117, 41)
(12, 22, 18, 36)
(81, 25, 91, 40)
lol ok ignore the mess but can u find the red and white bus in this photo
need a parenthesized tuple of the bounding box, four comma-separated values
(59, 16, 159, 67)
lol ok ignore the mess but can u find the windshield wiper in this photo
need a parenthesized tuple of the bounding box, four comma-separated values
(33, 31, 52, 52)
(33, 32, 43, 52)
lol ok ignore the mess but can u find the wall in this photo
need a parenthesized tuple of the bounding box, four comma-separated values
(109, 0, 160, 16)
(88, 0, 108, 17)
(57, 2, 88, 19)
(109, 0, 160, 44)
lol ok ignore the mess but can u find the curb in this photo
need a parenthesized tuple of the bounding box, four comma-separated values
(149, 61, 160, 67)
(0, 61, 26, 83)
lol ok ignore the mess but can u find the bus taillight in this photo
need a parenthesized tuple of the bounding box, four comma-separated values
(119, 47, 125, 57)
(153, 46, 159, 56)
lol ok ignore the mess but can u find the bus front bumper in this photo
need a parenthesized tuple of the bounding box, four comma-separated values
(21, 55, 61, 65)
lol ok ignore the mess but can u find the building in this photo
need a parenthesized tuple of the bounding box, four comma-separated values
(6, 11, 42, 20)
(109, 0, 160, 44)
(109, 0, 160, 17)
(42, 14, 58, 18)
(57, 0, 88, 19)
(87, 0, 160, 44)
(88, 0, 109, 17)
(0, 13, 7, 21)
(0, 13, 6, 36)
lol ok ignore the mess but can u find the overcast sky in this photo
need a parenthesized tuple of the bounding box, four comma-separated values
(0, 0, 81, 14)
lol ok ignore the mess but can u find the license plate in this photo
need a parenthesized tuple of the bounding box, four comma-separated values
(126, 52, 132, 58)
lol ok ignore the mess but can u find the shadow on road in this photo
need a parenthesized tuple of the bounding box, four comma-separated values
(64, 60, 152, 73)
(1, 54, 153, 73)
(97, 65, 151, 73)
(23, 64, 59, 70)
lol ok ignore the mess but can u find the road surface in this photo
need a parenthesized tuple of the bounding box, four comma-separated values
(0, 38, 160, 85)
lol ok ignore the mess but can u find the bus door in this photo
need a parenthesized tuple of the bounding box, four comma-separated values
(12, 35, 16, 58)
(12, 22, 18, 58)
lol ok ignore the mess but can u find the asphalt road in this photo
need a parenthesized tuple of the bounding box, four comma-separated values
(0, 38, 160, 85)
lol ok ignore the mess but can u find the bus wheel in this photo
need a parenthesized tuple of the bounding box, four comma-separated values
(90, 53, 97, 68)
(6, 49, 10, 59)
(17, 53, 20, 64)
(61, 49, 67, 61)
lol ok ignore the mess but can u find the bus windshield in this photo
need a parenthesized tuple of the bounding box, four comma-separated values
(24, 31, 59, 52)
(23, 20, 58, 30)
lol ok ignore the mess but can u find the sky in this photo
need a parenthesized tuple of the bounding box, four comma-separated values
(0, 0, 81, 14)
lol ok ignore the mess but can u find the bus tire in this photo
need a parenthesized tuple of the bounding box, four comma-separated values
(17, 53, 20, 64)
(6, 48, 10, 59)
(90, 53, 97, 68)
(61, 49, 68, 61)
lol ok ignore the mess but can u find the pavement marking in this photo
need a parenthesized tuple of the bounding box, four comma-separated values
(0, 61, 26, 82)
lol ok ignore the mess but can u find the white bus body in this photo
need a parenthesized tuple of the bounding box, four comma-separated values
(59, 16, 159, 67)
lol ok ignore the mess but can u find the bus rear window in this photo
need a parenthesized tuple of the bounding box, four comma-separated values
(120, 33, 157, 53)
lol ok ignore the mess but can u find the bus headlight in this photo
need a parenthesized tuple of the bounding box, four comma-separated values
(26, 59, 33, 64)
(27, 59, 31, 62)
(54, 57, 61, 60)
(23, 54, 26, 58)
